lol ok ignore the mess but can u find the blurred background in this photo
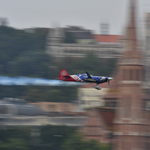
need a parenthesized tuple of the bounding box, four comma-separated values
(0, 0, 150, 150)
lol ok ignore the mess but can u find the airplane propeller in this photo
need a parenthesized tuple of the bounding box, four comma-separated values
(107, 77, 113, 86)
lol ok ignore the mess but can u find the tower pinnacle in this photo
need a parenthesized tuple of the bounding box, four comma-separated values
(121, 0, 142, 62)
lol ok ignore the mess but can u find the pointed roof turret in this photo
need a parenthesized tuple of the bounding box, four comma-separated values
(126, 0, 137, 51)
(121, 0, 142, 62)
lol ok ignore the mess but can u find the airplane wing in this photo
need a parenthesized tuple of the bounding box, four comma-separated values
(85, 71, 97, 82)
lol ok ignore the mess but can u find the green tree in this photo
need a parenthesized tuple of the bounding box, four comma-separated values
(57, 53, 117, 77)
(0, 138, 28, 150)
(62, 132, 111, 150)
(0, 127, 30, 150)
(0, 26, 49, 76)
(15, 50, 51, 78)
(31, 125, 77, 150)
(25, 86, 77, 103)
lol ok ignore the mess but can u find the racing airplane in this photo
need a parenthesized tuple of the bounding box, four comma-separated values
(58, 69, 113, 90)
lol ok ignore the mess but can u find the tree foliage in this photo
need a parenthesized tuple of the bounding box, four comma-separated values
(0, 85, 77, 103)
(0, 138, 28, 150)
(56, 53, 117, 77)
(0, 127, 30, 150)
(0, 126, 77, 150)
(62, 132, 111, 150)
(0, 26, 50, 77)
(15, 50, 50, 77)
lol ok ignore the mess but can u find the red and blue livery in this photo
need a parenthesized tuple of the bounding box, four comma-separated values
(58, 69, 113, 90)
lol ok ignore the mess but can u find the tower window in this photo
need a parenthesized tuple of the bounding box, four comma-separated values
(136, 69, 139, 81)
(123, 96, 131, 118)
(136, 70, 140, 81)
(123, 69, 126, 80)
(130, 69, 133, 80)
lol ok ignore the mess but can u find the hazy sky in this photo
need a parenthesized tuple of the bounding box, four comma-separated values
(1, 0, 150, 34)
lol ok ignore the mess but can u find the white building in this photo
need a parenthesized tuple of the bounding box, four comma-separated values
(46, 26, 123, 59)
(78, 83, 108, 110)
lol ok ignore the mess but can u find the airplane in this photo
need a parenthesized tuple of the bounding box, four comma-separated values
(58, 69, 113, 90)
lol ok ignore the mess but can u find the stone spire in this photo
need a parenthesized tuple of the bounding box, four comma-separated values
(122, 0, 141, 61)
(126, 0, 137, 50)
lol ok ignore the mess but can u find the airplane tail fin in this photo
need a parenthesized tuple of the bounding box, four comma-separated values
(58, 69, 70, 80)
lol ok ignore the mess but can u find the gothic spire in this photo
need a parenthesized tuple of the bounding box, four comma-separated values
(126, 0, 137, 52)
(122, 0, 142, 61)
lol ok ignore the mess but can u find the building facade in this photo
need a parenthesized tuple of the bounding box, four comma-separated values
(80, 108, 115, 143)
(113, 0, 149, 150)
(80, 1, 150, 149)
(145, 13, 150, 86)
(46, 26, 123, 59)
(78, 83, 108, 110)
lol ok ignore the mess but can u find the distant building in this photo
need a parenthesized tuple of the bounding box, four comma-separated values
(100, 23, 109, 35)
(78, 83, 108, 110)
(64, 26, 95, 44)
(0, 99, 86, 126)
(0, 98, 44, 116)
(46, 26, 123, 59)
(94, 34, 121, 43)
(80, 108, 115, 143)
(31, 102, 79, 115)
(0, 17, 8, 26)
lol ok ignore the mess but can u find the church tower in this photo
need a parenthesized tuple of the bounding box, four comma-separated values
(145, 13, 150, 85)
(113, 0, 148, 149)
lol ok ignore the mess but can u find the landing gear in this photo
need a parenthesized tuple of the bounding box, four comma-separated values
(92, 84, 101, 90)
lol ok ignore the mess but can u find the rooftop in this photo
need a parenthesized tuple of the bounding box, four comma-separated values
(94, 34, 121, 43)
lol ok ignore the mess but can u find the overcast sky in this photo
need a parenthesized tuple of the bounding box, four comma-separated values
(1, 0, 150, 34)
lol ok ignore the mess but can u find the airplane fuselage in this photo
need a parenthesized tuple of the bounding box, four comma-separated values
(58, 69, 113, 90)
(62, 74, 108, 84)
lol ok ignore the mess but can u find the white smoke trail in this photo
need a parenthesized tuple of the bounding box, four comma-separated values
(0, 76, 84, 86)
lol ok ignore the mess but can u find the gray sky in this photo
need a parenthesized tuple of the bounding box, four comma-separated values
(1, 0, 150, 34)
